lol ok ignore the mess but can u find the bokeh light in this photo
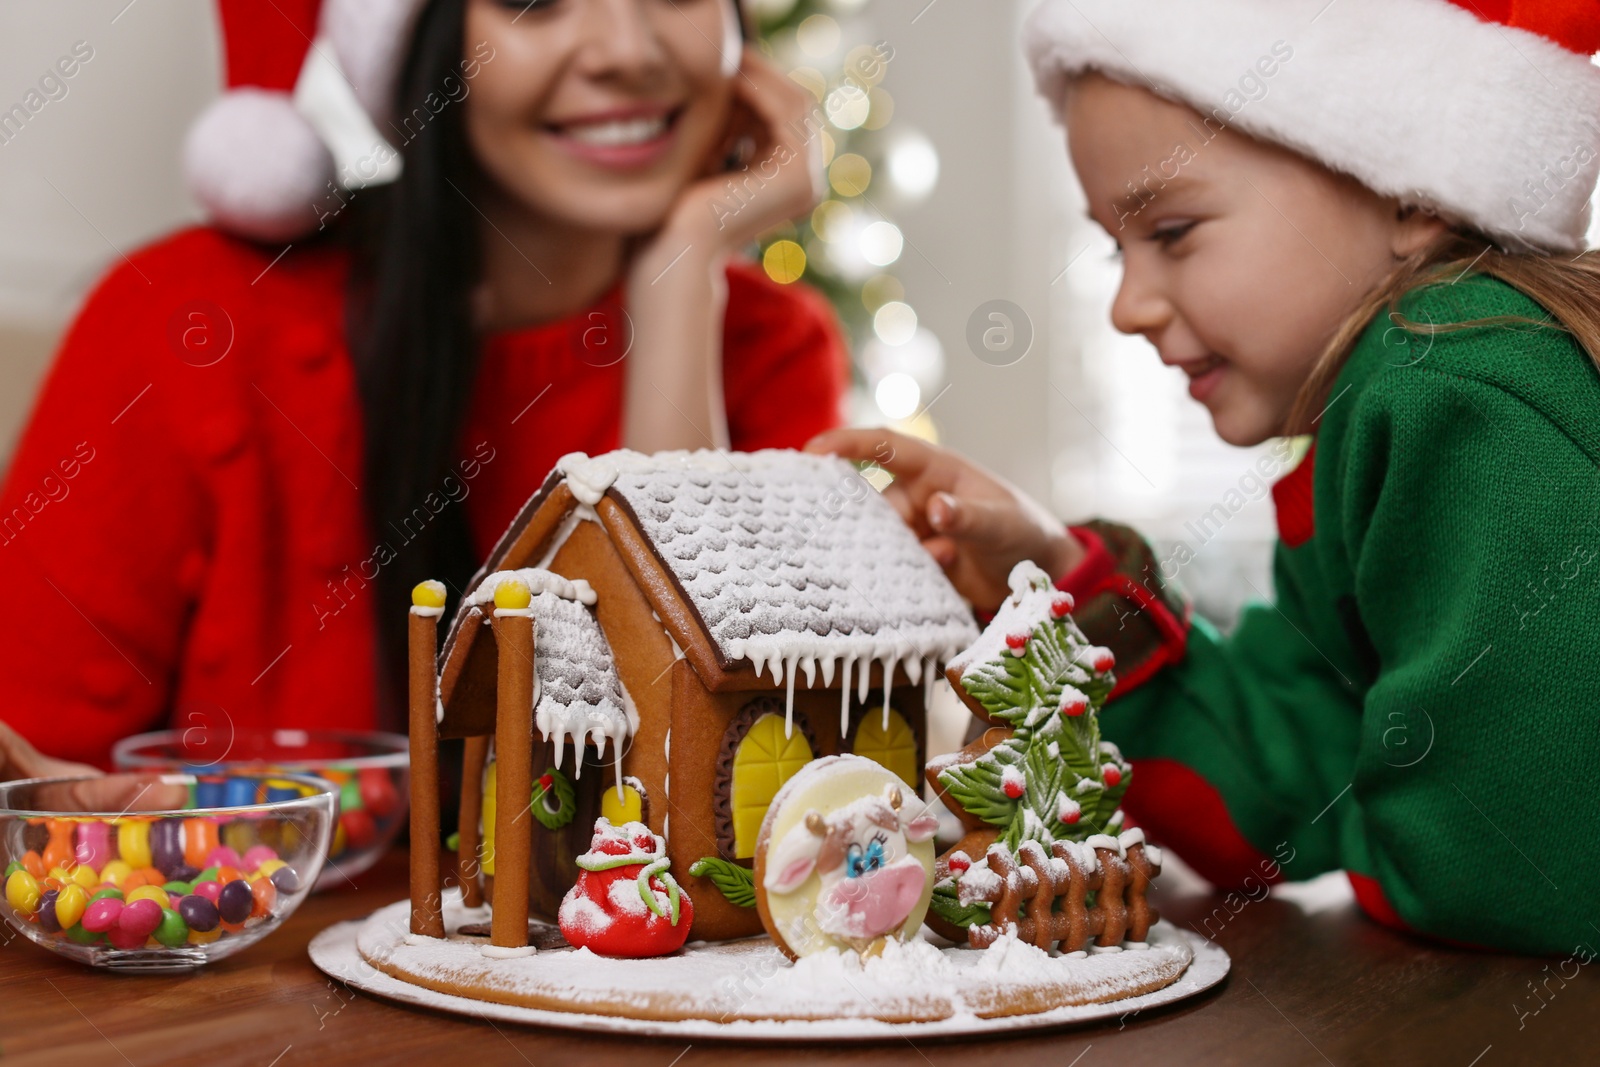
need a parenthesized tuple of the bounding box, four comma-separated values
(796, 14, 841, 58)
(888, 132, 940, 199)
(828, 153, 872, 197)
(874, 372, 922, 420)
(872, 300, 917, 345)
(859, 221, 904, 267)
(762, 240, 807, 284)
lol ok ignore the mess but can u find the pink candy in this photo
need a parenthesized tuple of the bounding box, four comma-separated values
(204, 846, 244, 870)
(118, 898, 162, 939)
(241, 846, 279, 870)
(81, 898, 122, 933)
(192, 882, 222, 905)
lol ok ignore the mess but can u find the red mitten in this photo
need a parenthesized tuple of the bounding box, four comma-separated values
(558, 818, 693, 958)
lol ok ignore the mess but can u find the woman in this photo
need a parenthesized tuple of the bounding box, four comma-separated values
(0, 0, 845, 768)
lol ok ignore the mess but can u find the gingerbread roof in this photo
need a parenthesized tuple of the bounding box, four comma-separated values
(448, 568, 634, 774)
(552, 450, 979, 686)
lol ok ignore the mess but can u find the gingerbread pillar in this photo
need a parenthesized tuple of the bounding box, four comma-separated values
(408, 580, 447, 938)
(457, 733, 490, 908)
(489, 578, 536, 952)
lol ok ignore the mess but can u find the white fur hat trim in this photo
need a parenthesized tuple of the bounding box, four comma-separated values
(1025, 0, 1600, 253)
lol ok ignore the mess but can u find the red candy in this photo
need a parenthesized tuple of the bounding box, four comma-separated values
(81, 898, 123, 934)
(339, 809, 377, 851)
(1102, 764, 1123, 788)
(1004, 632, 1030, 655)
(1050, 593, 1074, 618)
(357, 768, 400, 818)
(118, 898, 163, 939)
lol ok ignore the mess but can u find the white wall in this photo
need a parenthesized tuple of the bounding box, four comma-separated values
(0, 0, 218, 453)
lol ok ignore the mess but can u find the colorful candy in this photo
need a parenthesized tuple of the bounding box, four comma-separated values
(217, 880, 254, 924)
(116, 821, 151, 870)
(178, 895, 219, 933)
(5, 869, 41, 916)
(81, 898, 123, 933)
(76, 823, 113, 870)
(118, 897, 162, 939)
(4, 823, 302, 956)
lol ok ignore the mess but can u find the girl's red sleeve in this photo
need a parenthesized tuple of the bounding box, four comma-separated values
(721, 262, 849, 451)
(0, 251, 205, 767)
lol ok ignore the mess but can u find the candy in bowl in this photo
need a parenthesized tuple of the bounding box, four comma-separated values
(0, 771, 334, 972)
(112, 728, 409, 891)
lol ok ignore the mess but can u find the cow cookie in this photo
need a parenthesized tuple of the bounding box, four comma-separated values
(754, 755, 939, 961)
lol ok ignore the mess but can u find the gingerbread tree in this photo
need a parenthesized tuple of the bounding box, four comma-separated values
(929, 561, 1132, 929)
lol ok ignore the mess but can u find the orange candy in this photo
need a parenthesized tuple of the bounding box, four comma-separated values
(19, 851, 45, 880)
(214, 866, 242, 885)
(183, 819, 221, 870)
(249, 877, 276, 918)
(41, 820, 74, 872)
(122, 866, 165, 892)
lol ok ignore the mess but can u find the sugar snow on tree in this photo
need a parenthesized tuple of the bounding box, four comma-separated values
(939, 562, 1131, 852)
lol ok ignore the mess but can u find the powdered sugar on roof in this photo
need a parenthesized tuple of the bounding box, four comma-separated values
(465, 567, 633, 775)
(557, 449, 978, 682)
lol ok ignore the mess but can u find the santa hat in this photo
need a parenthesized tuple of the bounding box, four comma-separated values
(184, 0, 428, 242)
(1025, 0, 1600, 253)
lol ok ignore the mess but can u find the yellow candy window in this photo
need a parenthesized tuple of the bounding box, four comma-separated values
(480, 760, 498, 877)
(601, 781, 646, 826)
(730, 713, 814, 858)
(853, 706, 919, 789)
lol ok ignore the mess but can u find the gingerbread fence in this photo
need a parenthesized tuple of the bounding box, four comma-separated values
(955, 829, 1161, 953)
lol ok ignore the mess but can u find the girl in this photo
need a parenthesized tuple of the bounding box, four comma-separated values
(0, 0, 844, 769)
(814, 0, 1600, 955)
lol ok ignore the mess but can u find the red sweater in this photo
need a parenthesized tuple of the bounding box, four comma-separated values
(0, 228, 846, 767)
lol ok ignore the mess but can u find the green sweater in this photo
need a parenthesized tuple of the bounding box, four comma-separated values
(1071, 275, 1600, 955)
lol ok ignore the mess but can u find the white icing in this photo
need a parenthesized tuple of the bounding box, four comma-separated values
(557, 449, 977, 683)
(410, 605, 444, 618)
(469, 568, 597, 607)
(480, 944, 537, 959)
(341, 897, 1204, 1031)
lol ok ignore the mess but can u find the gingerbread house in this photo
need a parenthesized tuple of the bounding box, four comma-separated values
(406, 450, 979, 950)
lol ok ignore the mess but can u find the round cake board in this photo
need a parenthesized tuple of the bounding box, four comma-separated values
(309, 897, 1229, 1042)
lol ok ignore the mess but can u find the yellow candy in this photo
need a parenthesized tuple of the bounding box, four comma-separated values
(492, 578, 531, 610)
(256, 859, 287, 878)
(117, 820, 152, 870)
(5, 869, 41, 916)
(54, 883, 89, 929)
(188, 925, 222, 945)
(331, 821, 347, 856)
(411, 580, 447, 609)
(98, 860, 133, 888)
(125, 885, 170, 909)
(70, 864, 99, 889)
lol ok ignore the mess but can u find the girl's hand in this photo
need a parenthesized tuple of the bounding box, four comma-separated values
(644, 46, 823, 260)
(806, 428, 1085, 614)
(0, 720, 98, 783)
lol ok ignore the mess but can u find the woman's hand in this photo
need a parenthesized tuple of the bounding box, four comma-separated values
(643, 46, 824, 261)
(806, 428, 1085, 614)
(0, 720, 99, 783)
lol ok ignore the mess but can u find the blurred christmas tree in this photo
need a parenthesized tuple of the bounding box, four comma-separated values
(747, 0, 945, 437)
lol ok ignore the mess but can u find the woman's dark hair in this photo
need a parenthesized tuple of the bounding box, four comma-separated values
(348, 0, 750, 720)
(348, 0, 479, 723)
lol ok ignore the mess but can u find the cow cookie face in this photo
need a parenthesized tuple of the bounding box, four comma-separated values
(754, 755, 939, 960)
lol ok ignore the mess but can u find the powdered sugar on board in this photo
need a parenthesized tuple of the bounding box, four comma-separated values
(311, 895, 1227, 1040)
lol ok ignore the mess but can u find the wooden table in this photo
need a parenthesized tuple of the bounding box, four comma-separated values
(1, 848, 1591, 1066)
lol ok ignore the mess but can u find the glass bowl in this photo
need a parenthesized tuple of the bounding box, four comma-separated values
(0, 772, 334, 972)
(111, 729, 410, 892)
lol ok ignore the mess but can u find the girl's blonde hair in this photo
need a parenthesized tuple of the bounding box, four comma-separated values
(1286, 230, 1600, 434)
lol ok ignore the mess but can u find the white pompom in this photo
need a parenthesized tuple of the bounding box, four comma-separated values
(183, 88, 335, 243)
